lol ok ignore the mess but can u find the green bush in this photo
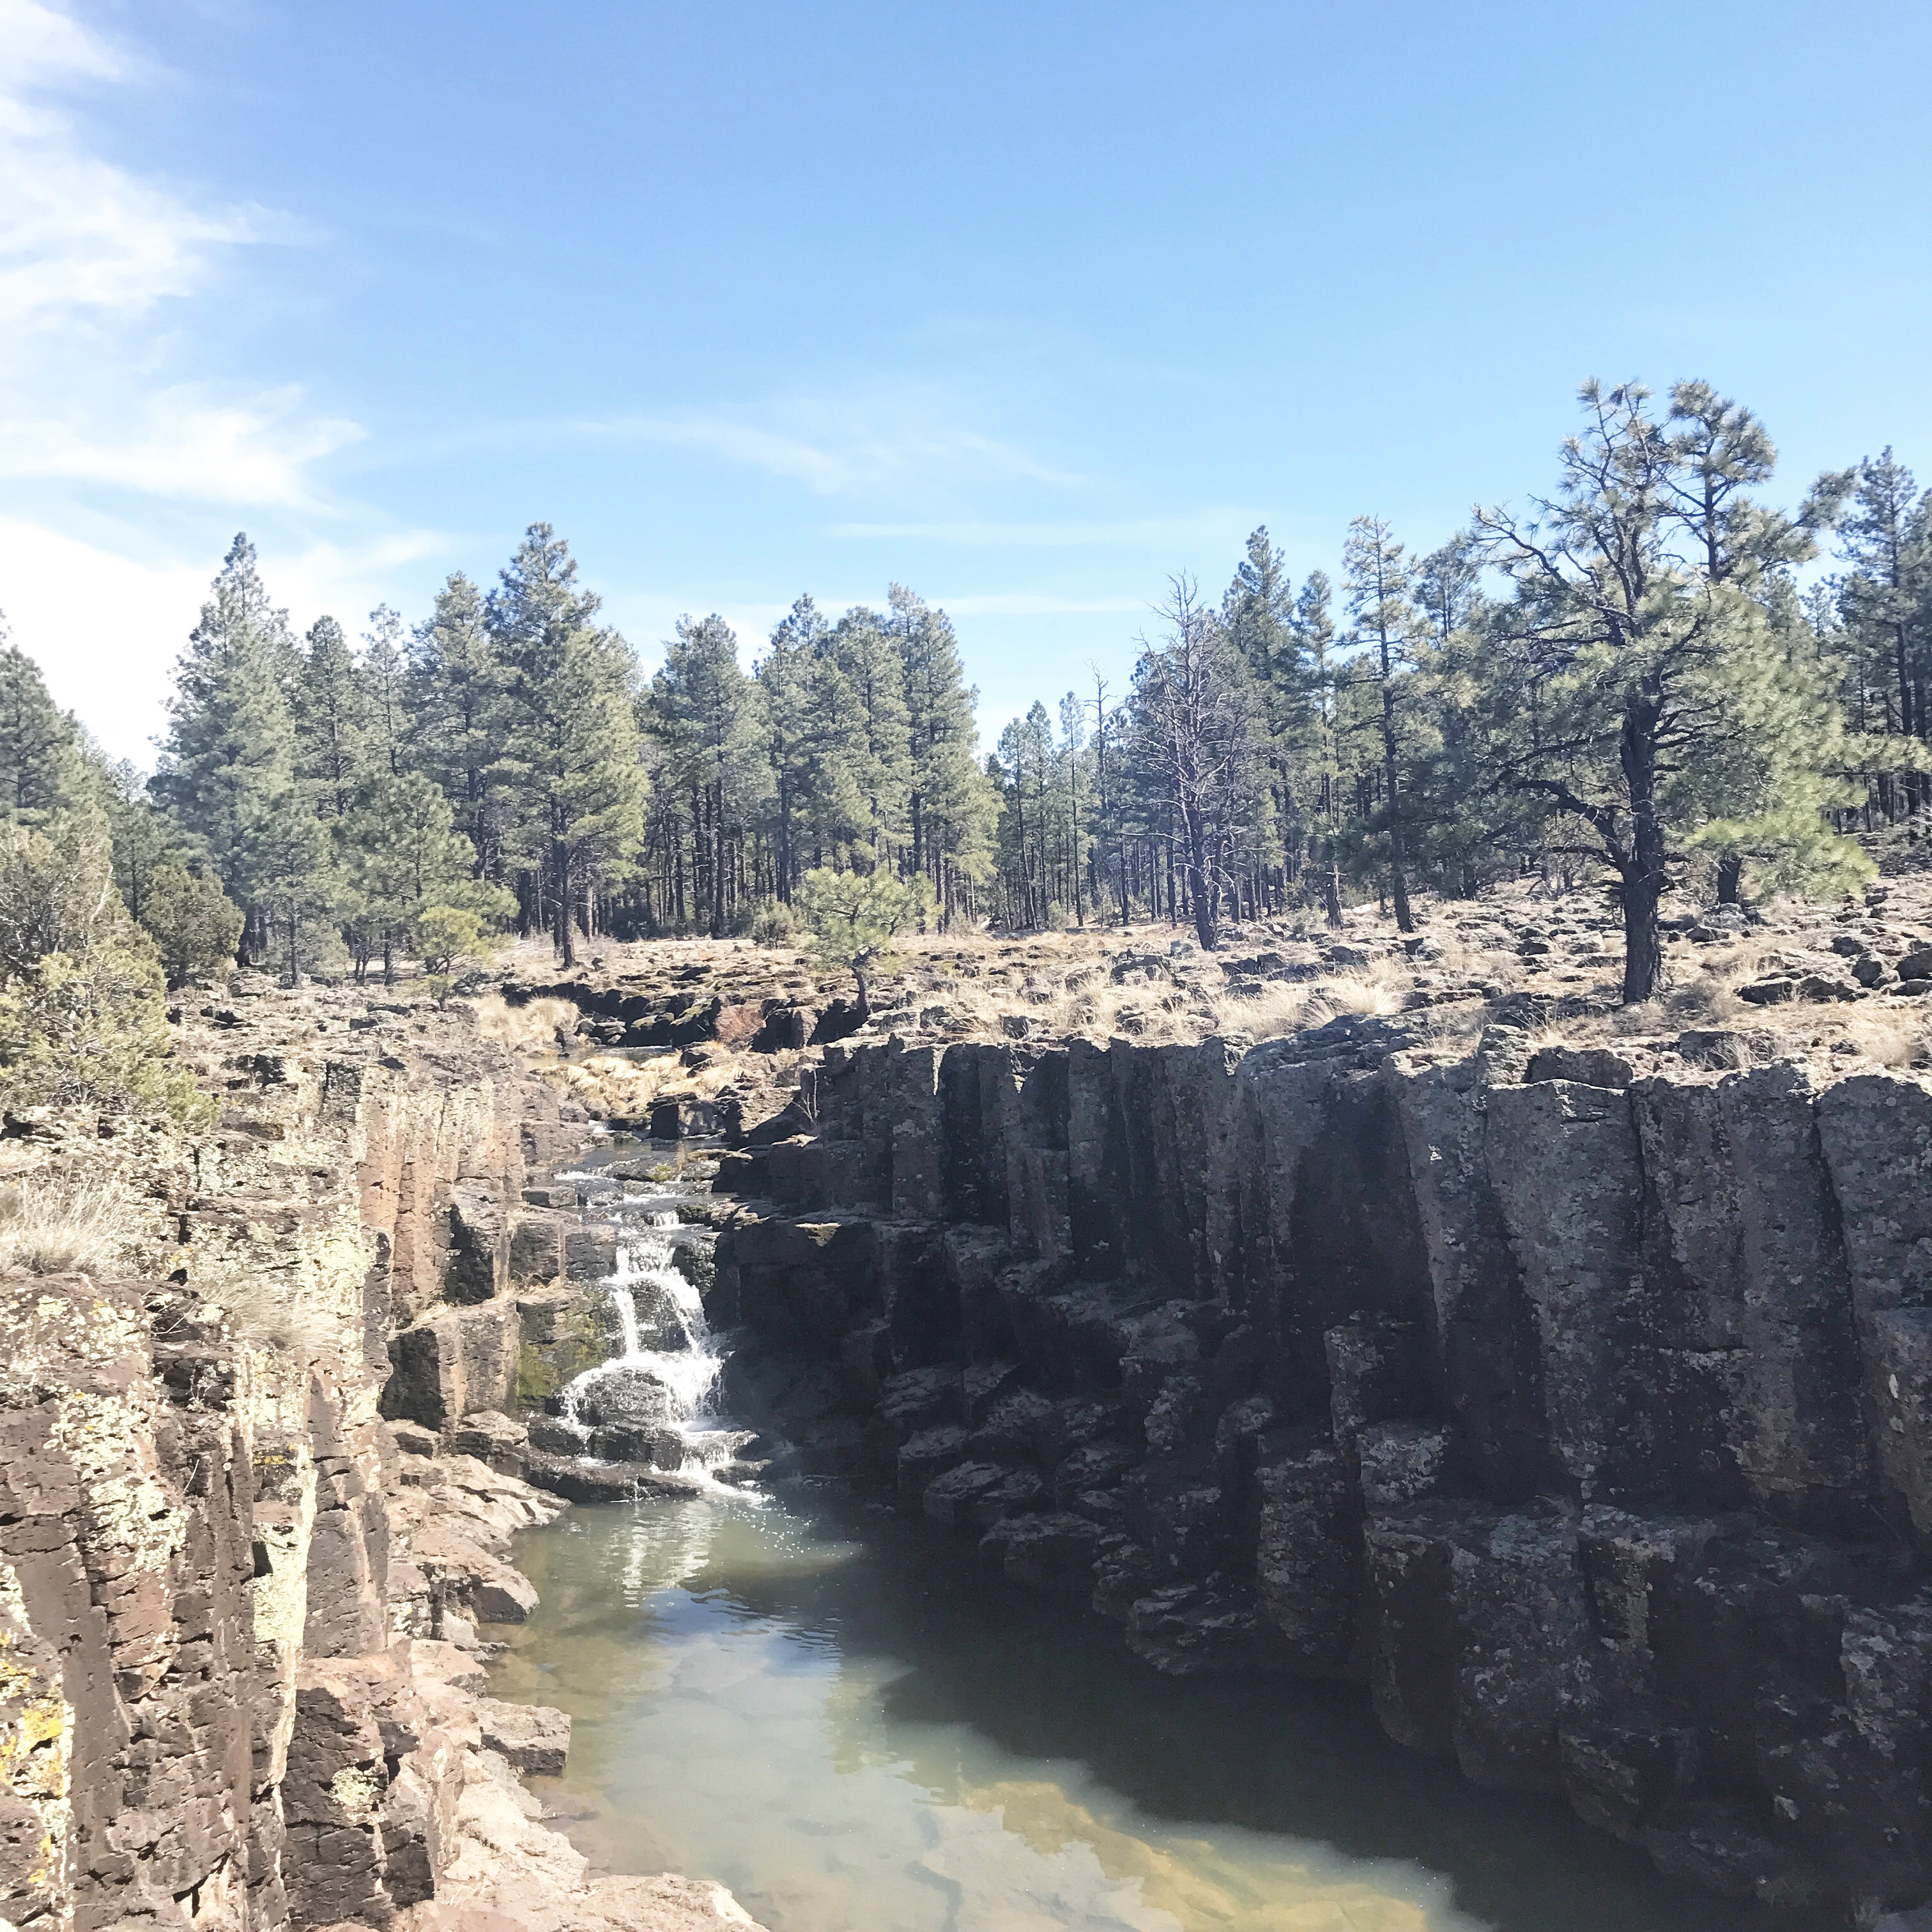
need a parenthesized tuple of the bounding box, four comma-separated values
(0, 826, 213, 1125)
(137, 862, 244, 986)
(795, 866, 930, 1006)
(417, 902, 491, 1008)
(749, 899, 795, 946)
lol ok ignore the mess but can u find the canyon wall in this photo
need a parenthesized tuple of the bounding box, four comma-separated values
(714, 1013, 1932, 1923)
(0, 998, 755, 1932)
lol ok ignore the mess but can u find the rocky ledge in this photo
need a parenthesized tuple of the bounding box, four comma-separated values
(714, 1016, 1932, 1924)
(0, 981, 767, 1932)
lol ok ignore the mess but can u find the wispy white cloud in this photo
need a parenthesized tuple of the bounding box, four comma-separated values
(0, 1, 353, 514)
(580, 381, 1085, 496)
(0, 0, 272, 327)
(0, 383, 364, 506)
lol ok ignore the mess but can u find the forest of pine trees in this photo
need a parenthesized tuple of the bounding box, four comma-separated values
(2, 378, 1929, 1034)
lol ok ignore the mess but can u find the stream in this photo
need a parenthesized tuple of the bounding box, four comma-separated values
(489, 1135, 1807, 1932)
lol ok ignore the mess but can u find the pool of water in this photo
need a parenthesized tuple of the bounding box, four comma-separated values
(487, 1485, 1812, 1932)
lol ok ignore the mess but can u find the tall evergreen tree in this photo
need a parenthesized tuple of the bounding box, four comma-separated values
(1830, 448, 1930, 815)
(0, 625, 89, 826)
(294, 615, 368, 819)
(490, 524, 645, 964)
(339, 770, 500, 981)
(408, 572, 511, 881)
(651, 615, 767, 937)
(1342, 516, 1422, 931)
(829, 606, 912, 862)
(361, 604, 410, 779)
(1472, 380, 1866, 1002)
(153, 534, 304, 939)
(756, 597, 824, 903)
(892, 584, 992, 918)
(1127, 576, 1271, 951)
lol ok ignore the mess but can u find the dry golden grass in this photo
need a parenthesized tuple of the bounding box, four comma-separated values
(474, 993, 579, 1056)
(1818, 1006, 1932, 1068)
(0, 1170, 134, 1275)
(208, 1277, 335, 1357)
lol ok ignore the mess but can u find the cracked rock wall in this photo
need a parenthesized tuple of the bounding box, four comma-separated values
(717, 1021, 1932, 1920)
(0, 1014, 581, 1932)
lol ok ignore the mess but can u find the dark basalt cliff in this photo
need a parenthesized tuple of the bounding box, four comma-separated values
(714, 1015, 1932, 1924)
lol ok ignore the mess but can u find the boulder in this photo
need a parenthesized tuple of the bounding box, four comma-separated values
(576, 1367, 677, 1430)
(476, 1698, 572, 1775)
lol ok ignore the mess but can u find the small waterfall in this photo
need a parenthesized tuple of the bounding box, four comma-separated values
(555, 1210, 755, 1494)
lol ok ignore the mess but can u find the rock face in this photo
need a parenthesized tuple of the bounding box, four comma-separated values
(716, 1024, 1932, 1919)
(0, 989, 766, 1932)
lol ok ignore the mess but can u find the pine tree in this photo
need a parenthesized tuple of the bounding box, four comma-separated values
(490, 525, 645, 965)
(93, 753, 188, 925)
(0, 822, 210, 1123)
(1829, 448, 1930, 816)
(1472, 380, 1866, 1002)
(294, 615, 368, 818)
(756, 597, 824, 903)
(339, 770, 503, 981)
(650, 615, 767, 937)
(361, 604, 409, 779)
(0, 627, 88, 827)
(893, 584, 992, 919)
(408, 573, 512, 882)
(797, 641, 869, 868)
(1126, 578, 1271, 951)
(154, 535, 303, 936)
(829, 606, 912, 862)
(1291, 571, 1347, 926)
(1341, 516, 1422, 931)
(239, 789, 342, 985)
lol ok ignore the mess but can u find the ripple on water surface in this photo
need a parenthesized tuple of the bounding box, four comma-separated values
(488, 1491, 1811, 1932)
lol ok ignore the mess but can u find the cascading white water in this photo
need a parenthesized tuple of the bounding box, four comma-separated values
(556, 1213, 753, 1492)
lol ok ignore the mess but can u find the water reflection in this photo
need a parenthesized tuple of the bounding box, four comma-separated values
(489, 1490, 1815, 1932)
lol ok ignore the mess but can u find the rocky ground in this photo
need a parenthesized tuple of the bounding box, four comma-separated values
(489, 870, 1932, 1144)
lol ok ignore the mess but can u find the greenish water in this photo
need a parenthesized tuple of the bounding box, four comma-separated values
(489, 1488, 1802, 1932)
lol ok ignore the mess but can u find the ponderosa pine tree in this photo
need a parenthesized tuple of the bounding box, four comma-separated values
(489, 525, 644, 965)
(829, 606, 912, 863)
(650, 615, 767, 937)
(154, 535, 305, 948)
(408, 572, 512, 882)
(892, 584, 993, 921)
(757, 597, 824, 903)
(1221, 528, 1307, 897)
(1341, 516, 1422, 932)
(362, 605, 409, 779)
(1126, 576, 1271, 951)
(0, 627, 89, 827)
(339, 770, 503, 981)
(1472, 380, 1867, 1002)
(294, 615, 368, 819)
(240, 788, 342, 985)
(1828, 448, 1930, 818)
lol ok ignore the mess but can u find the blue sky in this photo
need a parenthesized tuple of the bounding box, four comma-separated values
(3, 0, 1929, 763)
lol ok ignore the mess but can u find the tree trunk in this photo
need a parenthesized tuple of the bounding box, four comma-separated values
(1185, 809, 1216, 951)
(1715, 850, 1744, 905)
(1380, 678, 1414, 933)
(552, 839, 575, 968)
(712, 776, 727, 938)
(1619, 694, 1667, 1004)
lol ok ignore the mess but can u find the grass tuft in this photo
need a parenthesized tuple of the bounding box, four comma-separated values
(0, 1171, 135, 1275)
